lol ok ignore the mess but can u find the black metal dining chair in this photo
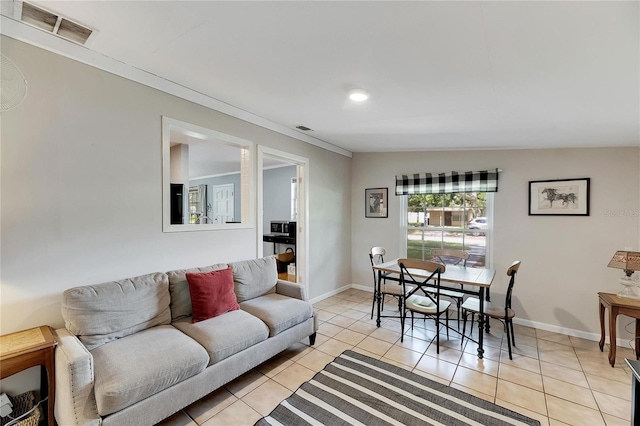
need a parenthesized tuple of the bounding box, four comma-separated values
(398, 258, 450, 353)
(369, 247, 407, 318)
(461, 261, 521, 359)
(429, 249, 469, 324)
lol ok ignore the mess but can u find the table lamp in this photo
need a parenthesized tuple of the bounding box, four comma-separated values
(608, 250, 640, 298)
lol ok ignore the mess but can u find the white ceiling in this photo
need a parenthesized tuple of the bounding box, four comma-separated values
(3, 1, 639, 153)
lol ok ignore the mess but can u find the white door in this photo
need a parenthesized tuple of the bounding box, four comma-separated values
(212, 184, 234, 223)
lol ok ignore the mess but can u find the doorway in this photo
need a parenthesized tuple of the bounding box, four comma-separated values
(258, 147, 308, 289)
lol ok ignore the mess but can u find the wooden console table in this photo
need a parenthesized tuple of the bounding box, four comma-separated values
(0, 326, 57, 425)
(599, 292, 640, 367)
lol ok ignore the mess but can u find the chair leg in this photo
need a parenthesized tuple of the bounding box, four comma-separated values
(411, 311, 415, 331)
(435, 317, 440, 354)
(400, 306, 405, 343)
(510, 319, 516, 347)
(370, 292, 376, 319)
(446, 310, 449, 339)
(461, 310, 467, 346)
(506, 319, 513, 360)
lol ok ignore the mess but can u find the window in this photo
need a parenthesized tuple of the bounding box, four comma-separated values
(405, 192, 491, 268)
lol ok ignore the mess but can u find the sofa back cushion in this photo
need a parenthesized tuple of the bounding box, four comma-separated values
(62, 272, 171, 350)
(167, 263, 228, 320)
(229, 256, 278, 303)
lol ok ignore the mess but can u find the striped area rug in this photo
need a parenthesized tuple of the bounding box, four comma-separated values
(256, 350, 540, 426)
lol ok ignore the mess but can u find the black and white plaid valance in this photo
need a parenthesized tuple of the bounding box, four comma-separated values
(395, 169, 499, 195)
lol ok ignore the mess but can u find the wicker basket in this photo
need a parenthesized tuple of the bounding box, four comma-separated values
(0, 391, 41, 426)
(276, 248, 295, 273)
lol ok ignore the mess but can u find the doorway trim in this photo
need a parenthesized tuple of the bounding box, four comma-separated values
(257, 146, 309, 292)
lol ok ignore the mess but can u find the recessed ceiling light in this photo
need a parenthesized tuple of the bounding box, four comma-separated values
(348, 89, 369, 102)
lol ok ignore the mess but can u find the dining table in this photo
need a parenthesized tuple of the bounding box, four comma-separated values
(372, 259, 496, 359)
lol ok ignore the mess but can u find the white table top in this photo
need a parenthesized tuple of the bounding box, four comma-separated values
(373, 259, 495, 288)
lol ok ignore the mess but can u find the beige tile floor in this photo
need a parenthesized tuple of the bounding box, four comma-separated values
(157, 289, 635, 426)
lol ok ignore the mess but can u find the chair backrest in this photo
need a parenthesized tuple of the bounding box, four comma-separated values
(369, 247, 386, 283)
(369, 246, 386, 266)
(505, 261, 521, 309)
(430, 249, 469, 266)
(397, 258, 446, 301)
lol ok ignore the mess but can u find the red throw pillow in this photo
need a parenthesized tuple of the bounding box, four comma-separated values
(186, 268, 240, 323)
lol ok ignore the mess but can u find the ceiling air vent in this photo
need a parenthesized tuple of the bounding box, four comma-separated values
(295, 125, 313, 131)
(21, 2, 56, 31)
(19, 2, 95, 45)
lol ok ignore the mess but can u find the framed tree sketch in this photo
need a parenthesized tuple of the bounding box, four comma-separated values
(529, 178, 590, 216)
(365, 188, 388, 218)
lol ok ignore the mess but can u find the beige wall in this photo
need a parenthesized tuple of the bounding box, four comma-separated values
(0, 36, 352, 338)
(351, 148, 639, 339)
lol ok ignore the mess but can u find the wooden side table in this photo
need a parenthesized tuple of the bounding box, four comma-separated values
(0, 326, 57, 425)
(599, 292, 640, 367)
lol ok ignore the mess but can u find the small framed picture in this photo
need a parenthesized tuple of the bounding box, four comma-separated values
(528, 178, 590, 216)
(365, 188, 388, 218)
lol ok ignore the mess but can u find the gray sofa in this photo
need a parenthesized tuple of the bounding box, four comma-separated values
(54, 256, 317, 426)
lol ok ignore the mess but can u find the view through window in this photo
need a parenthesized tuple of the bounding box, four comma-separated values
(406, 193, 489, 267)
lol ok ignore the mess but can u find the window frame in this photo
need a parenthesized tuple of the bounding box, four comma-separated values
(399, 193, 494, 268)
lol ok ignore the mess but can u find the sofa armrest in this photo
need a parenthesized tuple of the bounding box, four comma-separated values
(54, 328, 101, 426)
(275, 280, 307, 301)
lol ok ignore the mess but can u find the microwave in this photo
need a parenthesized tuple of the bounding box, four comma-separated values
(270, 221, 296, 237)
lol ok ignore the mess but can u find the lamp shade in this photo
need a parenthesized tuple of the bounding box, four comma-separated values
(608, 251, 640, 275)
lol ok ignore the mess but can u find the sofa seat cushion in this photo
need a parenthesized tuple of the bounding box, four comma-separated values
(91, 325, 209, 416)
(172, 309, 269, 365)
(240, 293, 313, 337)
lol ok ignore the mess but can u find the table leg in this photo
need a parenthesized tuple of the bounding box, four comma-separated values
(477, 287, 485, 359)
(636, 319, 640, 361)
(376, 270, 382, 328)
(48, 359, 55, 425)
(632, 373, 639, 426)
(599, 301, 606, 352)
(32, 347, 55, 426)
(484, 287, 491, 333)
(609, 307, 618, 367)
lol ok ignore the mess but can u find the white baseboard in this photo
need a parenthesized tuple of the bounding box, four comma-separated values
(350, 284, 373, 293)
(314, 283, 632, 349)
(514, 317, 633, 349)
(309, 284, 354, 304)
